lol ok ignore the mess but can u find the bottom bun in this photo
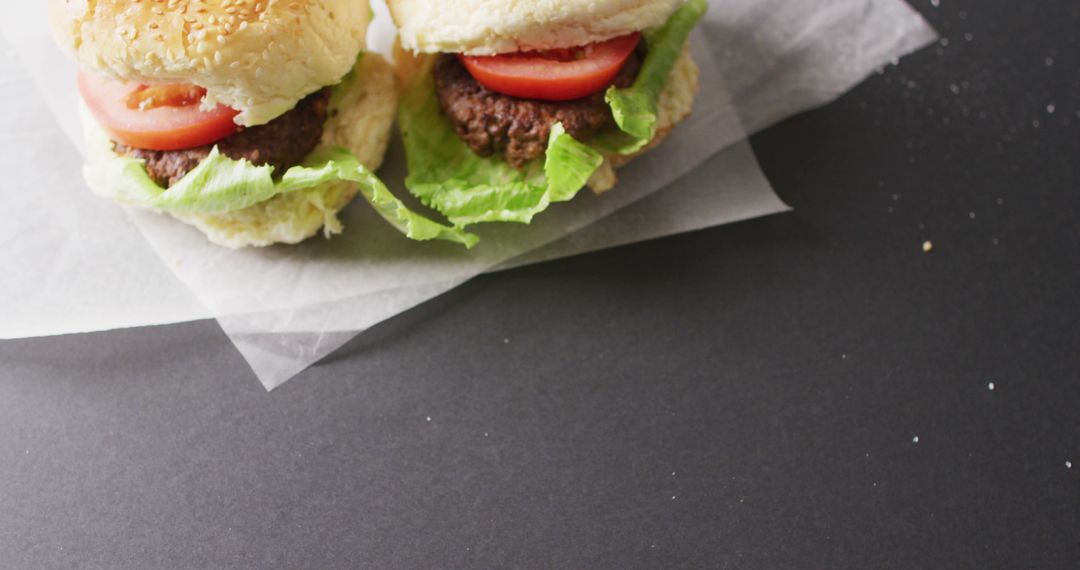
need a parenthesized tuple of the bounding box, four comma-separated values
(147, 54, 396, 249)
(587, 45, 699, 194)
(169, 180, 360, 248)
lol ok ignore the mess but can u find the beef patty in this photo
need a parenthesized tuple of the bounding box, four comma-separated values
(114, 89, 331, 188)
(433, 48, 644, 168)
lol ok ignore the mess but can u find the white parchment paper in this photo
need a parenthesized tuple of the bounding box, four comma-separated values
(0, 1, 934, 389)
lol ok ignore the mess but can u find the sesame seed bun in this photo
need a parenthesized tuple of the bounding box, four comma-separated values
(388, 0, 681, 55)
(48, 0, 370, 127)
(82, 54, 399, 249)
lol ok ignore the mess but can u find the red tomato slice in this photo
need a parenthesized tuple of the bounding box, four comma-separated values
(459, 33, 641, 101)
(78, 72, 240, 151)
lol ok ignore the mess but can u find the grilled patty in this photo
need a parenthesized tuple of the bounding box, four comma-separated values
(433, 49, 644, 168)
(114, 89, 331, 188)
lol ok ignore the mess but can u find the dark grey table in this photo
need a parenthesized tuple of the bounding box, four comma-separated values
(3, 1, 1077, 567)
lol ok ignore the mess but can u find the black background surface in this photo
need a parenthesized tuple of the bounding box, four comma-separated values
(2, 1, 1078, 567)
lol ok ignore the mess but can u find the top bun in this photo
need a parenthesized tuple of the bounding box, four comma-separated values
(48, 0, 370, 127)
(389, 0, 681, 55)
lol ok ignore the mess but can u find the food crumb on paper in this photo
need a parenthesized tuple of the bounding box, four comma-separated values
(912, 436, 920, 443)
(425, 416, 432, 422)
(922, 240, 934, 253)
(988, 382, 995, 391)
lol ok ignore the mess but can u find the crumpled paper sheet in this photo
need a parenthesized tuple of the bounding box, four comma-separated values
(0, 1, 934, 390)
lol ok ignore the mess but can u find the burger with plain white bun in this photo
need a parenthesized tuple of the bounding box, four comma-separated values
(47, 0, 475, 248)
(389, 0, 707, 229)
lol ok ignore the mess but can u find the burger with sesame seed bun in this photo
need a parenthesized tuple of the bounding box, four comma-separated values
(47, 0, 476, 248)
(388, 0, 706, 229)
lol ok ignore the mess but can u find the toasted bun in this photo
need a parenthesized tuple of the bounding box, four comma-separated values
(48, 0, 370, 127)
(587, 45, 699, 194)
(81, 54, 398, 249)
(388, 0, 680, 55)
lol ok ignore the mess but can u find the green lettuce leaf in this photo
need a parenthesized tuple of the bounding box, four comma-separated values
(80, 63, 478, 248)
(399, 0, 708, 227)
(598, 0, 709, 155)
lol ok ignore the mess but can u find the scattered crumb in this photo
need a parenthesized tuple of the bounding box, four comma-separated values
(913, 436, 920, 443)
(425, 416, 432, 422)
(988, 382, 995, 391)
(1068, 461, 1073, 469)
(969, 211, 977, 220)
(923, 240, 934, 253)
(503, 338, 509, 344)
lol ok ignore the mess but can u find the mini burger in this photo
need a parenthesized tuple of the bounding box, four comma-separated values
(48, 0, 474, 248)
(390, 0, 707, 228)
